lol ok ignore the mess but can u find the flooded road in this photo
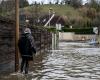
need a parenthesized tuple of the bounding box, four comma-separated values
(1, 42, 100, 80)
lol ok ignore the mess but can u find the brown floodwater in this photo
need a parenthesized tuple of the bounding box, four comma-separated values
(0, 42, 100, 80)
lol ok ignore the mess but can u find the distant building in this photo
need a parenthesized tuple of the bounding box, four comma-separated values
(35, 14, 67, 27)
(19, 13, 67, 27)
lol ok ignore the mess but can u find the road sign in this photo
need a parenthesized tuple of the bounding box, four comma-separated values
(93, 27, 98, 34)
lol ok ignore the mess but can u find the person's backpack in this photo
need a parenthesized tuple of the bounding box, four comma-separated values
(18, 34, 36, 55)
(18, 36, 31, 55)
(31, 46, 36, 54)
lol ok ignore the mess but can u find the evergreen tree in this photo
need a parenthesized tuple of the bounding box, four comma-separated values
(19, 0, 29, 8)
(70, 0, 82, 8)
(0, 0, 15, 14)
(62, 0, 82, 8)
(55, 0, 59, 4)
(89, 0, 100, 11)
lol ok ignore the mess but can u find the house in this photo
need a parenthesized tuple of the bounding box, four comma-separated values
(38, 14, 67, 27)
(19, 13, 67, 27)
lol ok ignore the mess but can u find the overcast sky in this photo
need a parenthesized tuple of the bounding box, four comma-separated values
(28, 0, 48, 4)
(28, 0, 88, 4)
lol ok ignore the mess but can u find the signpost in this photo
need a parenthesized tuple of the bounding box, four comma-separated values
(55, 24, 62, 49)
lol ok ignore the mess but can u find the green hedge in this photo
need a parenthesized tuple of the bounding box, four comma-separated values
(47, 27, 57, 33)
(61, 28, 95, 34)
(46, 27, 95, 34)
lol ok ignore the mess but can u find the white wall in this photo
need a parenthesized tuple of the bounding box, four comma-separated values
(59, 32, 95, 41)
(59, 32, 75, 41)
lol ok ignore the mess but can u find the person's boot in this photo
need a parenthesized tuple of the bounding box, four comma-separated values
(20, 65, 24, 73)
(25, 67, 28, 74)
(20, 59, 25, 73)
(25, 60, 29, 74)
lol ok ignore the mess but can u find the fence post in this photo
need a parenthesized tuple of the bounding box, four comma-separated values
(40, 29, 42, 53)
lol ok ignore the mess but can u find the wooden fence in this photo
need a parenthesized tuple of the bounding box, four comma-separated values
(0, 16, 52, 74)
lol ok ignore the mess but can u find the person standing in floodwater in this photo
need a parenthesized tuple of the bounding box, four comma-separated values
(18, 28, 36, 74)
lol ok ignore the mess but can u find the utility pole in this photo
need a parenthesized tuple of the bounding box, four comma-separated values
(49, 8, 52, 28)
(15, 0, 19, 72)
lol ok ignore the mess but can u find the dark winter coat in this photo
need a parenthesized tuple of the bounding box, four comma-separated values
(18, 33, 36, 60)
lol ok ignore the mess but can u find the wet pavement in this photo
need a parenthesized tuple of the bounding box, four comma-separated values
(0, 42, 100, 80)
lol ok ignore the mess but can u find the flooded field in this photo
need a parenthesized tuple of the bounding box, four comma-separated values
(0, 42, 100, 80)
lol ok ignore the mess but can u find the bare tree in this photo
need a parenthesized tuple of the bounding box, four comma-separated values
(41, 1, 44, 5)
(49, 1, 52, 4)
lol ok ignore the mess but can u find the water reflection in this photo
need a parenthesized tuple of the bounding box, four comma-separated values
(1, 42, 100, 80)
